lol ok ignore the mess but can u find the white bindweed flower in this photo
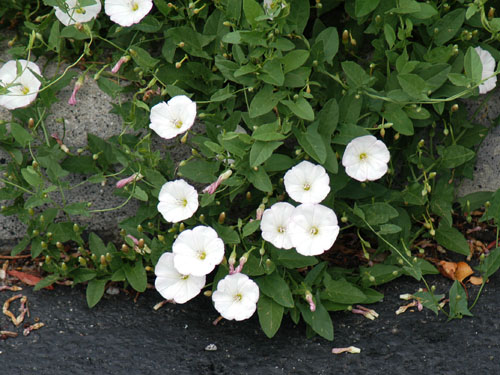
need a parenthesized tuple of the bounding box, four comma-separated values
(149, 95, 197, 140)
(154, 252, 205, 304)
(288, 203, 339, 256)
(475, 46, 497, 94)
(105, 0, 153, 27)
(342, 135, 390, 182)
(0, 60, 41, 110)
(173, 226, 225, 277)
(212, 273, 259, 321)
(260, 202, 295, 249)
(283, 161, 330, 204)
(157, 179, 199, 223)
(54, 0, 102, 26)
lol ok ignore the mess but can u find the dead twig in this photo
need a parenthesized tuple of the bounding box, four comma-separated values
(0, 285, 23, 292)
(0, 330, 18, 339)
(2, 294, 28, 326)
(23, 322, 44, 336)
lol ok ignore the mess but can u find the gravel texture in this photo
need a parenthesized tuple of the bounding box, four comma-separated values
(1, 270, 499, 375)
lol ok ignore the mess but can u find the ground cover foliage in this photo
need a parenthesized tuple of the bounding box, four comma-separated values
(2, 0, 500, 340)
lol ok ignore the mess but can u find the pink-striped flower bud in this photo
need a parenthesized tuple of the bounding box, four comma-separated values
(305, 291, 316, 312)
(68, 76, 85, 106)
(111, 55, 131, 74)
(202, 170, 232, 194)
(116, 173, 143, 188)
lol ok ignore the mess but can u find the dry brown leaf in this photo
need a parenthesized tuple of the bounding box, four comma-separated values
(438, 260, 457, 280)
(469, 276, 483, 285)
(454, 261, 474, 282)
(7, 270, 53, 290)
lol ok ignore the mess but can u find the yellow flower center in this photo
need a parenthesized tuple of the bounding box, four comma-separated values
(359, 152, 367, 160)
(277, 226, 285, 233)
(198, 251, 206, 260)
(303, 183, 311, 191)
(309, 226, 319, 236)
(181, 198, 188, 207)
(234, 293, 243, 301)
(174, 119, 183, 129)
(75, 7, 86, 14)
(181, 275, 189, 280)
(131, 2, 139, 11)
(21, 86, 30, 95)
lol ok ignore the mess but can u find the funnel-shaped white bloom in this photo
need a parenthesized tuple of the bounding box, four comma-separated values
(289, 203, 339, 256)
(475, 46, 497, 94)
(0, 60, 41, 110)
(260, 202, 295, 249)
(284, 161, 330, 204)
(157, 179, 199, 223)
(173, 226, 224, 277)
(105, 0, 153, 27)
(155, 252, 205, 304)
(150, 95, 197, 140)
(54, 0, 102, 26)
(212, 273, 259, 321)
(342, 135, 390, 182)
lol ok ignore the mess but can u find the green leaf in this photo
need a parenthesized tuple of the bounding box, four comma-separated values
(89, 232, 107, 258)
(397, 73, 428, 99)
(379, 224, 402, 235)
(11, 123, 33, 147)
(63, 202, 90, 216)
(273, 247, 319, 268)
(21, 166, 43, 187)
(124, 260, 147, 292)
(252, 121, 286, 141)
(341, 61, 370, 88)
(178, 159, 219, 183)
(448, 280, 473, 320)
(34, 274, 60, 291)
(359, 202, 399, 226)
(282, 50, 310, 74)
(97, 77, 123, 99)
(298, 299, 334, 341)
(440, 145, 475, 168)
(478, 248, 500, 279)
(464, 47, 483, 84)
(355, 0, 380, 17)
(384, 23, 396, 49)
(130, 45, 160, 69)
(242, 220, 261, 237)
(258, 294, 284, 338)
(322, 276, 366, 304)
(250, 141, 283, 168)
(212, 223, 240, 244)
(243, 0, 264, 28)
(248, 167, 273, 192)
(265, 154, 295, 172)
(435, 224, 470, 256)
(293, 124, 326, 164)
(86, 279, 107, 308)
(256, 271, 294, 307)
(432, 9, 465, 46)
(260, 59, 284, 86)
(383, 103, 414, 135)
(315, 27, 339, 64)
(281, 97, 315, 121)
(48, 21, 60, 52)
(318, 99, 339, 138)
(249, 85, 285, 118)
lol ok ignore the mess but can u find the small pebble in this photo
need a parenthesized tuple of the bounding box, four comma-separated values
(106, 286, 120, 295)
(205, 344, 217, 351)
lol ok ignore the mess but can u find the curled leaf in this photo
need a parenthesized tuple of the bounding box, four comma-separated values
(469, 276, 483, 285)
(454, 261, 474, 282)
(438, 260, 457, 280)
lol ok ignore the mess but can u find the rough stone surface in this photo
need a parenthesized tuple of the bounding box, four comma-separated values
(0, 272, 499, 374)
(459, 91, 500, 196)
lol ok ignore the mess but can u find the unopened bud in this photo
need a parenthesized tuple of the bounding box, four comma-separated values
(489, 7, 495, 20)
(121, 244, 129, 253)
(28, 118, 35, 128)
(61, 262, 68, 271)
(100, 255, 106, 266)
(180, 132, 188, 144)
(451, 104, 459, 112)
(45, 255, 51, 263)
(56, 241, 63, 250)
(137, 224, 143, 232)
(79, 256, 87, 266)
(342, 30, 349, 44)
(218, 211, 226, 224)
(73, 223, 80, 232)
